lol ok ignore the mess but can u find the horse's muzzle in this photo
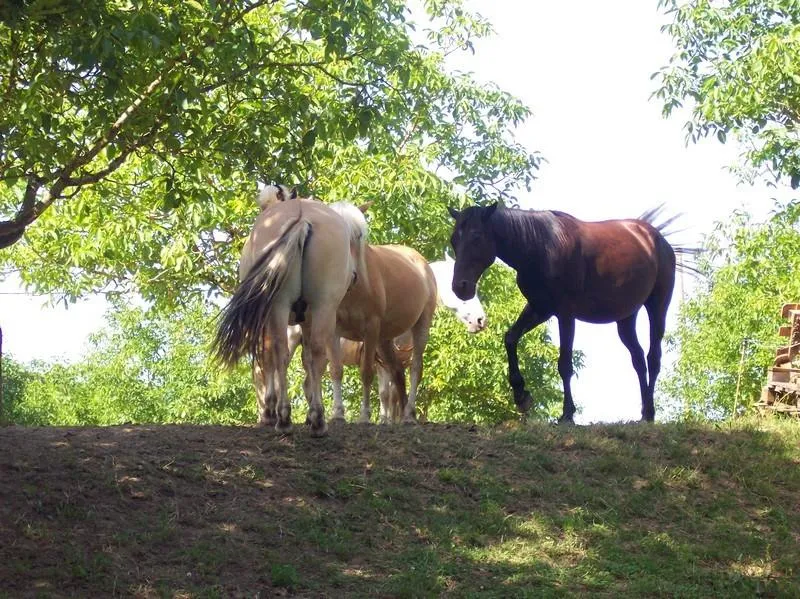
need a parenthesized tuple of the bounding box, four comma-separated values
(453, 279, 476, 301)
(468, 316, 487, 334)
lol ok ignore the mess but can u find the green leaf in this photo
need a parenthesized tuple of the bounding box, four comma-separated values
(302, 128, 317, 149)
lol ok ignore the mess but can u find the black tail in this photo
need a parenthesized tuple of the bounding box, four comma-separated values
(639, 203, 704, 278)
(213, 214, 311, 368)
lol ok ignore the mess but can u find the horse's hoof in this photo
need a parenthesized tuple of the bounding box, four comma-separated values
(331, 414, 346, 423)
(402, 416, 417, 425)
(309, 423, 328, 438)
(556, 416, 575, 426)
(275, 421, 292, 433)
(515, 390, 533, 414)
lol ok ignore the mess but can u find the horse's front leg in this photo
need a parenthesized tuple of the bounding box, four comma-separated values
(557, 316, 576, 424)
(504, 302, 549, 414)
(327, 336, 345, 421)
(359, 329, 379, 424)
(376, 338, 407, 424)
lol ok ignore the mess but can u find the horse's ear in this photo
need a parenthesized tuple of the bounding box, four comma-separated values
(289, 187, 298, 199)
(447, 206, 460, 220)
(482, 202, 499, 222)
(358, 201, 374, 214)
(274, 185, 286, 202)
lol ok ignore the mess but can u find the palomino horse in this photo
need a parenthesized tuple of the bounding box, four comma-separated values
(329, 202, 438, 424)
(273, 254, 488, 423)
(213, 191, 364, 436)
(448, 203, 692, 423)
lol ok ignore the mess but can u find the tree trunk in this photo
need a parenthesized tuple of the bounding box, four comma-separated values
(0, 325, 4, 425)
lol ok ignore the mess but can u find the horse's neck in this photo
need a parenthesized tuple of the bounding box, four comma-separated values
(492, 209, 561, 274)
(428, 261, 451, 306)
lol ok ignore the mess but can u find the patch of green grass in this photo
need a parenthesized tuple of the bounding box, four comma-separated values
(63, 545, 113, 584)
(382, 547, 446, 598)
(270, 563, 300, 589)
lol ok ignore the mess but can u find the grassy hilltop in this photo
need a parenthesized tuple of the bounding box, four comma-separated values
(1, 418, 798, 598)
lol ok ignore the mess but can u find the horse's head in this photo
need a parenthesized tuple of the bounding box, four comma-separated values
(448, 203, 499, 301)
(430, 256, 487, 333)
(256, 184, 298, 210)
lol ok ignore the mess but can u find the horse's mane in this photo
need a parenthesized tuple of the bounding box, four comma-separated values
(491, 207, 571, 271)
(329, 201, 369, 286)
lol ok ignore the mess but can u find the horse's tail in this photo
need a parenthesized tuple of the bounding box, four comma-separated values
(638, 203, 704, 277)
(213, 212, 311, 368)
(329, 201, 369, 288)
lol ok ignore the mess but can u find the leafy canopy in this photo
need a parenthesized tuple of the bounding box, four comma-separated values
(662, 200, 800, 419)
(656, 0, 800, 186)
(1, 0, 540, 306)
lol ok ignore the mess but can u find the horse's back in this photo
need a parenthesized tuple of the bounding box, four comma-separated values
(371, 244, 437, 302)
(555, 216, 675, 322)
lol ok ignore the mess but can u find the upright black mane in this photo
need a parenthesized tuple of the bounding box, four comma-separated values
(489, 206, 571, 273)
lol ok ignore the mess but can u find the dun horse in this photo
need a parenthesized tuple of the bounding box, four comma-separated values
(213, 189, 363, 436)
(329, 202, 438, 424)
(448, 203, 693, 423)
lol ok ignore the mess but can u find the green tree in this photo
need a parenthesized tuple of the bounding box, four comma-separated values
(6, 298, 254, 425)
(662, 200, 800, 419)
(655, 0, 800, 186)
(0, 352, 33, 424)
(1, 0, 539, 306)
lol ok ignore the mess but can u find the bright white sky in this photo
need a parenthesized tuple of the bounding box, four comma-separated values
(0, 1, 794, 423)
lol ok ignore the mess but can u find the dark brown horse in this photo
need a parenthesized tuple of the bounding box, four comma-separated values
(448, 203, 691, 423)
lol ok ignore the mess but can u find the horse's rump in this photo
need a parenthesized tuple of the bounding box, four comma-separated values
(215, 199, 353, 367)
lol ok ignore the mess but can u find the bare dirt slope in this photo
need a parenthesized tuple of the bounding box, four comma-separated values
(1, 420, 799, 598)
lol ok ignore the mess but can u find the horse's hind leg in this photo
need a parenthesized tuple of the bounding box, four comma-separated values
(327, 336, 345, 421)
(556, 316, 577, 424)
(376, 339, 406, 424)
(616, 312, 648, 419)
(376, 364, 395, 424)
(404, 314, 432, 424)
(301, 305, 336, 437)
(253, 352, 277, 426)
(358, 330, 379, 424)
(267, 306, 293, 432)
(643, 287, 673, 422)
(505, 303, 549, 414)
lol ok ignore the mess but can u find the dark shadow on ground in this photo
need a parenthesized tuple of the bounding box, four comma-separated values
(0, 420, 798, 598)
